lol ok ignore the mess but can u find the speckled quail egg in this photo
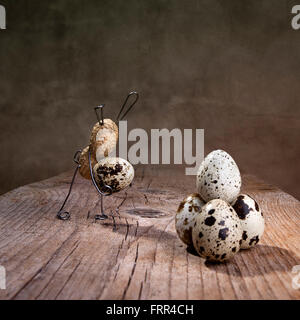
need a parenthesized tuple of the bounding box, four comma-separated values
(175, 193, 206, 246)
(90, 119, 119, 161)
(93, 157, 134, 193)
(232, 194, 264, 249)
(196, 150, 241, 204)
(192, 199, 242, 262)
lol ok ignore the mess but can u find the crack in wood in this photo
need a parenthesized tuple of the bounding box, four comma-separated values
(11, 227, 79, 299)
(35, 240, 81, 299)
(134, 221, 139, 237)
(116, 192, 128, 212)
(144, 194, 149, 204)
(126, 208, 167, 218)
(125, 218, 130, 241)
(122, 243, 139, 300)
(111, 214, 117, 232)
(54, 257, 83, 299)
(138, 281, 143, 300)
(153, 218, 174, 265)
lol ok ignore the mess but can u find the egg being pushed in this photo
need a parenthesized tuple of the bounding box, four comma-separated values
(93, 157, 134, 193)
(175, 193, 205, 246)
(192, 199, 242, 262)
(196, 150, 241, 204)
(232, 194, 265, 249)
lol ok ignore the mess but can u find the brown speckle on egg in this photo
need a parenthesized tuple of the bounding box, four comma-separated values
(232, 194, 264, 249)
(218, 228, 229, 240)
(204, 216, 216, 226)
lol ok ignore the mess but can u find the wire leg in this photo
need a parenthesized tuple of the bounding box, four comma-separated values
(57, 165, 79, 220)
(94, 194, 108, 220)
(56, 150, 82, 221)
(88, 149, 112, 220)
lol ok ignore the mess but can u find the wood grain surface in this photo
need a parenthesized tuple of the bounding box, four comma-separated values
(0, 166, 299, 300)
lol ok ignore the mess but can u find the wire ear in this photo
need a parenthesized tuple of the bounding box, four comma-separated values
(116, 91, 139, 122)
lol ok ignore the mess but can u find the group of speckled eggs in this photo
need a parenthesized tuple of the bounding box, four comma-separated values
(78, 118, 134, 192)
(175, 150, 265, 262)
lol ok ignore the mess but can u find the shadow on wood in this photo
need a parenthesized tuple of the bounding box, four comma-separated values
(205, 244, 300, 276)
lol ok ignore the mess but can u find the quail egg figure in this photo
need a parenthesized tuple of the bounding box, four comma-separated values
(90, 119, 119, 161)
(232, 194, 264, 249)
(93, 157, 134, 193)
(196, 149, 241, 204)
(78, 146, 97, 180)
(192, 199, 242, 262)
(175, 193, 205, 246)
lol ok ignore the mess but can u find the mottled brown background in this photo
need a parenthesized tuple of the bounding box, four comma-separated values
(0, 0, 299, 199)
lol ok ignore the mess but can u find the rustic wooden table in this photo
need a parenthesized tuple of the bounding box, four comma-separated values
(0, 166, 299, 300)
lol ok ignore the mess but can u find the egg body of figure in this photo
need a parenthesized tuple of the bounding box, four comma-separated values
(78, 146, 97, 180)
(90, 119, 118, 161)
